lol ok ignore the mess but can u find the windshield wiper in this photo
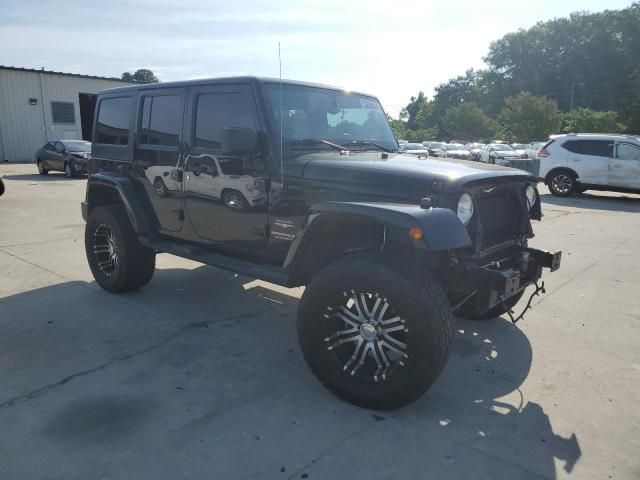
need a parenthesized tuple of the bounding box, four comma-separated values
(339, 140, 395, 153)
(287, 138, 347, 152)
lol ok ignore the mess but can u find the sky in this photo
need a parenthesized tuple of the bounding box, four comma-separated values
(0, 0, 633, 117)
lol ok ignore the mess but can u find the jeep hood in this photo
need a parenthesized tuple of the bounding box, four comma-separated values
(293, 152, 534, 189)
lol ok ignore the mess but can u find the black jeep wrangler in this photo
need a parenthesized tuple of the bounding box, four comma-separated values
(82, 77, 561, 410)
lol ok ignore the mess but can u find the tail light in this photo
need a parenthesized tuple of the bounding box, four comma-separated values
(538, 139, 555, 158)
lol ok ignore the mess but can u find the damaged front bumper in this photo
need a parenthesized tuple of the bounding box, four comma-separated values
(449, 246, 562, 316)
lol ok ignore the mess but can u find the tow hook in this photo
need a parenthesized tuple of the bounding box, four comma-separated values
(503, 280, 546, 325)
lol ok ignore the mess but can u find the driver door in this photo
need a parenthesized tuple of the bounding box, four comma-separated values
(52, 141, 66, 170)
(182, 83, 269, 252)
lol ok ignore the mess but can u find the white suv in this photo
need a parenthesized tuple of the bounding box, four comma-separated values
(539, 133, 640, 197)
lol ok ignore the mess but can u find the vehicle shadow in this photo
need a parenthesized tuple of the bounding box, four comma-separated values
(1, 173, 85, 181)
(397, 316, 581, 478)
(541, 191, 640, 213)
(0, 267, 580, 479)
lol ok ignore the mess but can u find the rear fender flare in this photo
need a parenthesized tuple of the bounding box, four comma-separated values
(84, 171, 153, 234)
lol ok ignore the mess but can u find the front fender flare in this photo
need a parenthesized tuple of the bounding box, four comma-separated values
(284, 201, 472, 270)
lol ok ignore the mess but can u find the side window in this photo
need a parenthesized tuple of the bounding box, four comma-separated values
(44, 142, 54, 151)
(139, 95, 182, 147)
(54, 141, 65, 152)
(563, 140, 612, 157)
(616, 143, 640, 161)
(194, 92, 255, 150)
(95, 97, 132, 145)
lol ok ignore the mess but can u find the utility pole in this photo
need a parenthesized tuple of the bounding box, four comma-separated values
(569, 82, 575, 111)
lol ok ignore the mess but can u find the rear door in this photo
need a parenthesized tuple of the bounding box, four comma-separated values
(610, 142, 640, 189)
(134, 88, 187, 233)
(562, 139, 611, 185)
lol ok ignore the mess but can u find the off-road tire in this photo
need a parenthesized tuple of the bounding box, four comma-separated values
(457, 290, 525, 321)
(85, 205, 156, 293)
(37, 160, 48, 175)
(297, 255, 454, 410)
(548, 170, 576, 197)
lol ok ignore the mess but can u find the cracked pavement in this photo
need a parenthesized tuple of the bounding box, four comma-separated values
(1, 163, 639, 479)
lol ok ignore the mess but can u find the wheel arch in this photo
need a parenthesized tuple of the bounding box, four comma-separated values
(84, 172, 155, 234)
(284, 202, 472, 285)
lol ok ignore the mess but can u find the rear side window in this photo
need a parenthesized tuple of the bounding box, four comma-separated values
(95, 97, 132, 145)
(194, 93, 255, 150)
(562, 140, 612, 157)
(139, 95, 182, 146)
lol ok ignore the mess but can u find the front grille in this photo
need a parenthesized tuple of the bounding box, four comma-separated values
(476, 190, 525, 248)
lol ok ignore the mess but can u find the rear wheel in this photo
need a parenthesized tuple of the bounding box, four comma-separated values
(37, 160, 48, 175)
(85, 205, 156, 292)
(297, 256, 454, 410)
(548, 171, 576, 197)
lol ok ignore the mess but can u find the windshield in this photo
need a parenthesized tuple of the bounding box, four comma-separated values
(406, 143, 424, 149)
(445, 144, 465, 150)
(429, 143, 445, 149)
(491, 144, 513, 151)
(62, 140, 91, 152)
(265, 84, 397, 152)
(513, 144, 528, 149)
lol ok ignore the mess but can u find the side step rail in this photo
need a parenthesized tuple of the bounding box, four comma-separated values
(139, 235, 293, 287)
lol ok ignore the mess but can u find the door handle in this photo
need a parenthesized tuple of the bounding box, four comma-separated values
(572, 158, 581, 162)
(613, 164, 623, 168)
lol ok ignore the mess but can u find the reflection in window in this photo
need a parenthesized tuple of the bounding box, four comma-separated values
(139, 95, 182, 147)
(96, 97, 131, 145)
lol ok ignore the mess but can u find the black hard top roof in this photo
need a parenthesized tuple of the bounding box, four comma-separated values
(99, 76, 372, 97)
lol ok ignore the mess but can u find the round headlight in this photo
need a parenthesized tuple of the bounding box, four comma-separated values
(525, 185, 537, 210)
(457, 193, 474, 225)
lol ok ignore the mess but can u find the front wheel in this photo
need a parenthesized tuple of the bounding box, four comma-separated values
(85, 205, 156, 292)
(297, 256, 454, 410)
(222, 190, 249, 211)
(64, 162, 76, 178)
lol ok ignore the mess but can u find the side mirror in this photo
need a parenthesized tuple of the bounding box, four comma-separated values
(221, 127, 258, 155)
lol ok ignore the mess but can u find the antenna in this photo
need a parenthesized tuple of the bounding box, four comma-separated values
(279, 42, 284, 186)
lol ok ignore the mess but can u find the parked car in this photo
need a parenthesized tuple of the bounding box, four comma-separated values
(35, 140, 91, 177)
(525, 142, 546, 160)
(82, 76, 561, 410)
(0, 177, 4, 196)
(427, 142, 447, 157)
(402, 142, 429, 156)
(539, 133, 640, 196)
(442, 143, 471, 160)
(512, 143, 530, 158)
(466, 143, 486, 161)
(479, 143, 523, 165)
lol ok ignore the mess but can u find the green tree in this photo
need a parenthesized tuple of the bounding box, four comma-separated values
(442, 103, 498, 141)
(561, 108, 626, 133)
(499, 92, 562, 141)
(121, 69, 160, 84)
(400, 92, 427, 129)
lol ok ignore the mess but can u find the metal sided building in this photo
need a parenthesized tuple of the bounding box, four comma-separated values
(0, 66, 133, 162)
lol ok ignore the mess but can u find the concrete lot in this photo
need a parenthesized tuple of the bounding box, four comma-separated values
(1, 162, 639, 480)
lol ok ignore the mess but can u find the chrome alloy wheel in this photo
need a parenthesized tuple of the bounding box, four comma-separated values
(551, 174, 573, 194)
(324, 290, 409, 382)
(93, 224, 120, 276)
